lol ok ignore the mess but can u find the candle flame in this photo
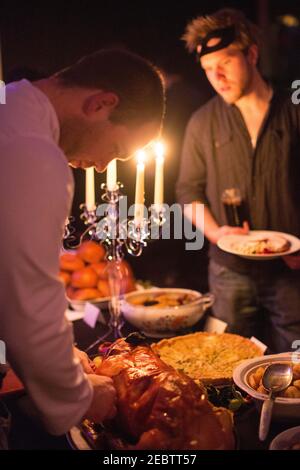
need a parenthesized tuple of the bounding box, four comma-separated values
(136, 149, 146, 165)
(154, 141, 165, 160)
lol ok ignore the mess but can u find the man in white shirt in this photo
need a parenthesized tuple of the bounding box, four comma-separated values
(0, 48, 165, 436)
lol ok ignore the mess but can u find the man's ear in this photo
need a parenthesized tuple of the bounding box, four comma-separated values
(247, 44, 259, 67)
(83, 92, 119, 116)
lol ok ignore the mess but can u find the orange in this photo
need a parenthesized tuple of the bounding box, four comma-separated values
(58, 271, 71, 286)
(60, 253, 85, 272)
(71, 267, 98, 288)
(77, 241, 105, 264)
(72, 288, 102, 301)
(90, 261, 109, 279)
(97, 280, 111, 297)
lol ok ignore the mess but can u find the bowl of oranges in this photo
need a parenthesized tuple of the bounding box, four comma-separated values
(59, 241, 136, 311)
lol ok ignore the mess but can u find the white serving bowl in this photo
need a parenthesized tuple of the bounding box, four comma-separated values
(269, 425, 300, 450)
(233, 353, 300, 422)
(121, 288, 214, 337)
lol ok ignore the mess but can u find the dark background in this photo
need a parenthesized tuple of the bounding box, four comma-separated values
(1, 0, 300, 290)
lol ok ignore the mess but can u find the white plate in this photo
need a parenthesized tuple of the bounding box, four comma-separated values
(217, 230, 300, 260)
(67, 426, 92, 450)
(269, 426, 300, 450)
(67, 283, 151, 314)
(67, 295, 110, 312)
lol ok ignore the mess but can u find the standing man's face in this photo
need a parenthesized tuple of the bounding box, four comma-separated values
(200, 45, 255, 104)
(62, 117, 160, 172)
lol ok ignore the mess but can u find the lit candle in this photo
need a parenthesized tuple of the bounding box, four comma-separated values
(154, 141, 164, 207)
(85, 167, 95, 210)
(134, 150, 146, 224)
(106, 159, 117, 191)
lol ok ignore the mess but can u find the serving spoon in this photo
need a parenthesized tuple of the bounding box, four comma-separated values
(259, 363, 293, 441)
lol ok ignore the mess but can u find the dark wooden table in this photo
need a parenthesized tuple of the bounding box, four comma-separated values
(2, 315, 295, 450)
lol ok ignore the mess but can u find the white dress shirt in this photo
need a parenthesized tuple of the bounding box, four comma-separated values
(0, 80, 92, 434)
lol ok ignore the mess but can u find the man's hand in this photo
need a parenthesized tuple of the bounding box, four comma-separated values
(74, 346, 96, 374)
(283, 252, 300, 270)
(208, 221, 249, 245)
(85, 374, 117, 423)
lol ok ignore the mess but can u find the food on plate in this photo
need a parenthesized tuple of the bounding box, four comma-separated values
(59, 253, 85, 272)
(58, 270, 71, 286)
(72, 288, 102, 301)
(231, 235, 290, 255)
(90, 262, 109, 279)
(70, 288, 102, 301)
(77, 240, 106, 264)
(71, 266, 98, 288)
(86, 334, 235, 450)
(248, 363, 300, 398)
(97, 280, 111, 297)
(97, 278, 135, 298)
(152, 332, 263, 386)
(60, 246, 136, 301)
(128, 292, 197, 308)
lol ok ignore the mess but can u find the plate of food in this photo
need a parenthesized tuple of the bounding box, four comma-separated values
(233, 353, 300, 422)
(59, 241, 136, 311)
(217, 230, 300, 260)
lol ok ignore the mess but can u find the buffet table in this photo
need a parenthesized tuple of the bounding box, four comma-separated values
(2, 315, 295, 450)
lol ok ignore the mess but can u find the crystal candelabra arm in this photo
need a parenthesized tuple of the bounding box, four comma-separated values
(63, 216, 77, 249)
(126, 219, 150, 256)
(80, 203, 97, 225)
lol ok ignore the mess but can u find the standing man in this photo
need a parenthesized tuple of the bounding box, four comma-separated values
(177, 9, 300, 352)
(0, 48, 165, 438)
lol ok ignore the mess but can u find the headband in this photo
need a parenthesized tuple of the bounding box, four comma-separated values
(196, 25, 236, 59)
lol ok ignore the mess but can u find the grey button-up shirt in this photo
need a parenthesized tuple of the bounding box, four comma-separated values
(176, 91, 300, 274)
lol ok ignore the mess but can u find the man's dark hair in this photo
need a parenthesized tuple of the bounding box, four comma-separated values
(55, 48, 165, 127)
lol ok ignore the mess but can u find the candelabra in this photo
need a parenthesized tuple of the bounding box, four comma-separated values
(64, 182, 165, 344)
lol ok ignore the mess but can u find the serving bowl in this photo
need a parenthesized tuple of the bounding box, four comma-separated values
(269, 425, 300, 450)
(233, 353, 300, 422)
(121, 288, 214, 337)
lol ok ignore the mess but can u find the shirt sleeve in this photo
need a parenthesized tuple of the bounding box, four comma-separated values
(176, 111, 209, 206)
(0, 136, 93, 435)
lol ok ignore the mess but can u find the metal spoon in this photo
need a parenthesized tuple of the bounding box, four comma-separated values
(259, 363, 293, 441)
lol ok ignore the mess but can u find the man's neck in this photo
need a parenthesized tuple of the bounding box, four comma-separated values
(234, 73, 273, 148)
(235, 72, 273, 117)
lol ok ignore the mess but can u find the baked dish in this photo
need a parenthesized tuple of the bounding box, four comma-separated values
(231, 235, 290, 255)
(152, 332, 263, 386)
(128, 292, 197, 308)
(85, 333, 235, 450)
